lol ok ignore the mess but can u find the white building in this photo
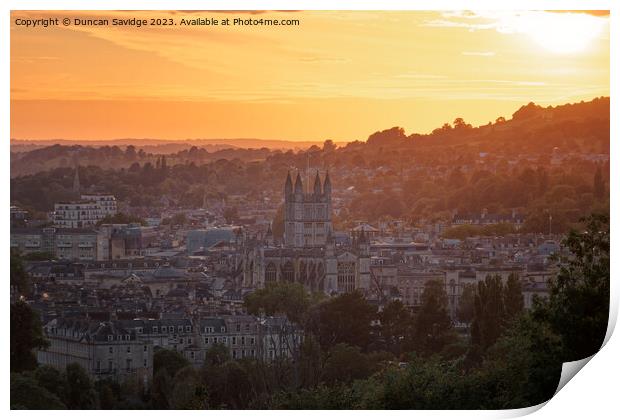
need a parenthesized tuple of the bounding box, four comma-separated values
(38, 318, 153, 384)
(81, 194, 118, 216)
(10, 227, 100, 261)
(54, 201, 106, 228)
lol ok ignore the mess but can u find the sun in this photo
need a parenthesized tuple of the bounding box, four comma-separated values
(516, 11, 606, 54)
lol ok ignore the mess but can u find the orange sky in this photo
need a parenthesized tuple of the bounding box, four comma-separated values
(10, 10, 610, 141)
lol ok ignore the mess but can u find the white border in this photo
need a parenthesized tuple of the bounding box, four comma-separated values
(3, 1, 617, 419)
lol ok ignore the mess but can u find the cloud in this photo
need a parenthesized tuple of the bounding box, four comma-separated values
(462, 51, 496, 56)
(298, 56, 350, 63)
(393, 73, 447, 79)
(422, 10, 609, 34)
(550, 10, 609, 17)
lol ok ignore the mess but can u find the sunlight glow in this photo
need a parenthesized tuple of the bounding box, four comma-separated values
(500, 11, 606, 54)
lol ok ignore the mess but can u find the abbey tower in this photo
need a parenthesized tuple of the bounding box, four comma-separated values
(283, 171, 332, 247)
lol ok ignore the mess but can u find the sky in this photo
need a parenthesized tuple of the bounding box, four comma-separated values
(10, 10, 610, 142)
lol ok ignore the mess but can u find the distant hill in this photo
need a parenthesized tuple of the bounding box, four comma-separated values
(362, 96, 609, 155)
(10, 97, 609, 178)
(10, 138, 344, 154)
(10, 138, 347, 177)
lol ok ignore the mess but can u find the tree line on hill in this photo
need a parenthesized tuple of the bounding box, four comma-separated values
(10, 149, 608, 235)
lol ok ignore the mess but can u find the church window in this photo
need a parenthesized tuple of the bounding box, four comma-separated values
(282, 261, 295, 282)
(337, 261, 356, 292)
(265, 263, 277, 283)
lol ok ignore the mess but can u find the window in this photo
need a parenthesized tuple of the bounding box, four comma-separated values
(236, 324, 241, 332)
(185, 326, 191, 332)
(250, 337, 255, 345)
(153, 326, 158, 333)
(241, 336, 246, 345)
(143, 345, 147, 352)
(143, 359, 147, 367)
(109, 346, 113, 354)
(178, 326, 183, 332)
(204, 337, 209, 344)
(190, 351, 195, 359)
(282, 261, 294, 282)
(162, 326, 167, 333)
(220, 327, 225, 333)
(232, 350, 237, 359)
(232, 337, 237, 345)
(337, 261, 356, 293)
(180, 338, 184, 344)
(127, 346, 131, 353)
(108, 335, 113, 341)
(265, 263, 277, 283)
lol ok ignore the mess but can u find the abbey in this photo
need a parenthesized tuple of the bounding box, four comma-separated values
(242, 172, 370, 295)
(284, 171, 332, 247)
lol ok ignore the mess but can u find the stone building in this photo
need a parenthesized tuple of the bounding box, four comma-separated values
(11, 227, 100, 261)
(37, 318, 153, 385)
(284, 171, 332, 248)
(81, 194, 118, 217)
(54, 201, 106, 228)
(243, 173, 370, 294)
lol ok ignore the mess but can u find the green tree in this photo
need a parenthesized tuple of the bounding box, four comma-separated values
(311, 291, 376, 351)
(504, 273, 525, 321)
(96, 379, 120, 409)
(10, 253, 30, 295)
(457, 283, 476, 324)
(151, 368, 173, 409)
(10, 373, 66, 409)
(154, 348, 190, 378)
(536, 213, 609, 361)
(244, 282, 312, 324)
(411, 279, 455, 356)
(171, 366, 207, 409)
(478, 314, 563, 408)
(10, 301, 48, 372)
(471, 275, 506, 351)
(96, 212, 147, 226)
(378, 300, 413, 355)
(202, 360, 252, 409)
(298, 334, 322, 388)
(204, 342, 231, 366)
(34, 365, 67, 401)
(322, 343, 371, 385)
(151, 348, 190, 408)
(65, 363, 97, 409)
